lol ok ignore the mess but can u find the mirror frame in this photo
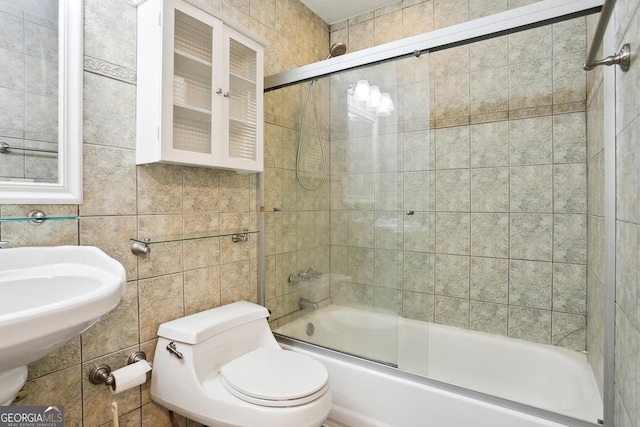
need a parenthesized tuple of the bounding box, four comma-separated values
(0, 0, 83, 204)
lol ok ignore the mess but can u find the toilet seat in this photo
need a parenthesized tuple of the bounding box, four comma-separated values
(219, 349, 329, 408)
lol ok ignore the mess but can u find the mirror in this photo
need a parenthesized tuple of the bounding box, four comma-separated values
(0, 0, 82, 204)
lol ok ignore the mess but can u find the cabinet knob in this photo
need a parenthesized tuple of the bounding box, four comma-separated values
(216, 88, 223, 95)
(223, 91, 230, 98)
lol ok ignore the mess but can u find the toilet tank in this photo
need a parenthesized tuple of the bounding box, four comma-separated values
(156, 301, 280, 380)
(158, 301, 272, 344)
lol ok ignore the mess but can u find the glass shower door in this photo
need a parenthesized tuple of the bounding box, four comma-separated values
(272, 53, 432, 370)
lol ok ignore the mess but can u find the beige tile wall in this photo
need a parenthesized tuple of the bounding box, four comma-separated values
(321, 0, 589, 349)
(263, 62, 333, 323)
(611, 0, 640, 424)
(0, 0, 327, 425)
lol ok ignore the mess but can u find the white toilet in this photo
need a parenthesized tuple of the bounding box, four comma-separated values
(151, 301, 331, 427)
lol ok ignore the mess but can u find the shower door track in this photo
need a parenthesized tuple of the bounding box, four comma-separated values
(264, 0, 603, 91)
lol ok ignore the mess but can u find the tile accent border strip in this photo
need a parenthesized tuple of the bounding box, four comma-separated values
(431, 102, 587, 129)
(84, 56, 137, 85)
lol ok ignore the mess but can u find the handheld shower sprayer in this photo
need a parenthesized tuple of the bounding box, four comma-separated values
(296, 42, 348, 191)
(326, 41, 347, 59)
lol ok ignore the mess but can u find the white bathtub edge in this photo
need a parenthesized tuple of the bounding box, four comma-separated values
(279, 337, 601, 427)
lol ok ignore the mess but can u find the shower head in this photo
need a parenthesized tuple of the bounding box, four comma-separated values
(326, 42, 347, 59)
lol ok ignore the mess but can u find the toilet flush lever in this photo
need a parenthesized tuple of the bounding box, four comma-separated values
(166, 342, 183, 359)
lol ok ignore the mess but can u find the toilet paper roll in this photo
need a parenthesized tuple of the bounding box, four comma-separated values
(110, 360, 152, 395)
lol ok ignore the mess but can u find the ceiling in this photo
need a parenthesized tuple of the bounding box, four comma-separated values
(300, 0, 398, 24)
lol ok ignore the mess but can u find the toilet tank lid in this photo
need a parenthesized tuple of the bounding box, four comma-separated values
(157, 301, 270, 344)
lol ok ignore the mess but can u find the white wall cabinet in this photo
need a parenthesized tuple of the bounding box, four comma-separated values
(136, 0, 266, 172)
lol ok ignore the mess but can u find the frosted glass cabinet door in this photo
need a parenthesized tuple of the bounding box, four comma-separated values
(222, 29, 264, 172)
(171, 9, 215, 155)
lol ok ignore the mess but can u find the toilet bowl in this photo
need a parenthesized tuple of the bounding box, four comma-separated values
(151, 301, 331, 427)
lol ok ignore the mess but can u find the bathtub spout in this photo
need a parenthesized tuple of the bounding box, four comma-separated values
(299, 297, 319, 311)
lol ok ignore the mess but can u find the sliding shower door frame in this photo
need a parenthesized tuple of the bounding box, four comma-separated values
(264, 0, 603, 92)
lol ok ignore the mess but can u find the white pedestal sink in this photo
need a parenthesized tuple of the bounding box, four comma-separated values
(0, 246, 127, 405)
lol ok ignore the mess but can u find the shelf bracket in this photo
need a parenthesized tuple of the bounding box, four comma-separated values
(27, 210, 46, 225)
(131, 239, 151, 256)
(231, 228, 249, 243)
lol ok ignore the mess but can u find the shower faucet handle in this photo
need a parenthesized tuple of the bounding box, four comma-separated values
(288, 274, 302, 285)
(298, 271, 311, 281)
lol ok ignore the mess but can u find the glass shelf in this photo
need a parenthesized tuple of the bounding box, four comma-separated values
(130, 228, 258, 245)
(0, 215, 79, 223)
(174, 102, 212, 116)
(175, 49, 212, 68)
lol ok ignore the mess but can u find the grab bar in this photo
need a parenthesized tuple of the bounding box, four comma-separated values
(583, 0, 630, 71)
(0, 142, 58, 154)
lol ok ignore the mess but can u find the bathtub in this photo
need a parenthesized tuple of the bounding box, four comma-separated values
(275, 305, 602, 426)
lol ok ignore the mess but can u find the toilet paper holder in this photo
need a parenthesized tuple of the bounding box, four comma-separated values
(89, 351, 152, 387)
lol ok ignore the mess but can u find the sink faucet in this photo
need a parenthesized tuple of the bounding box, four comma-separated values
(299, 297, 319, 311)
